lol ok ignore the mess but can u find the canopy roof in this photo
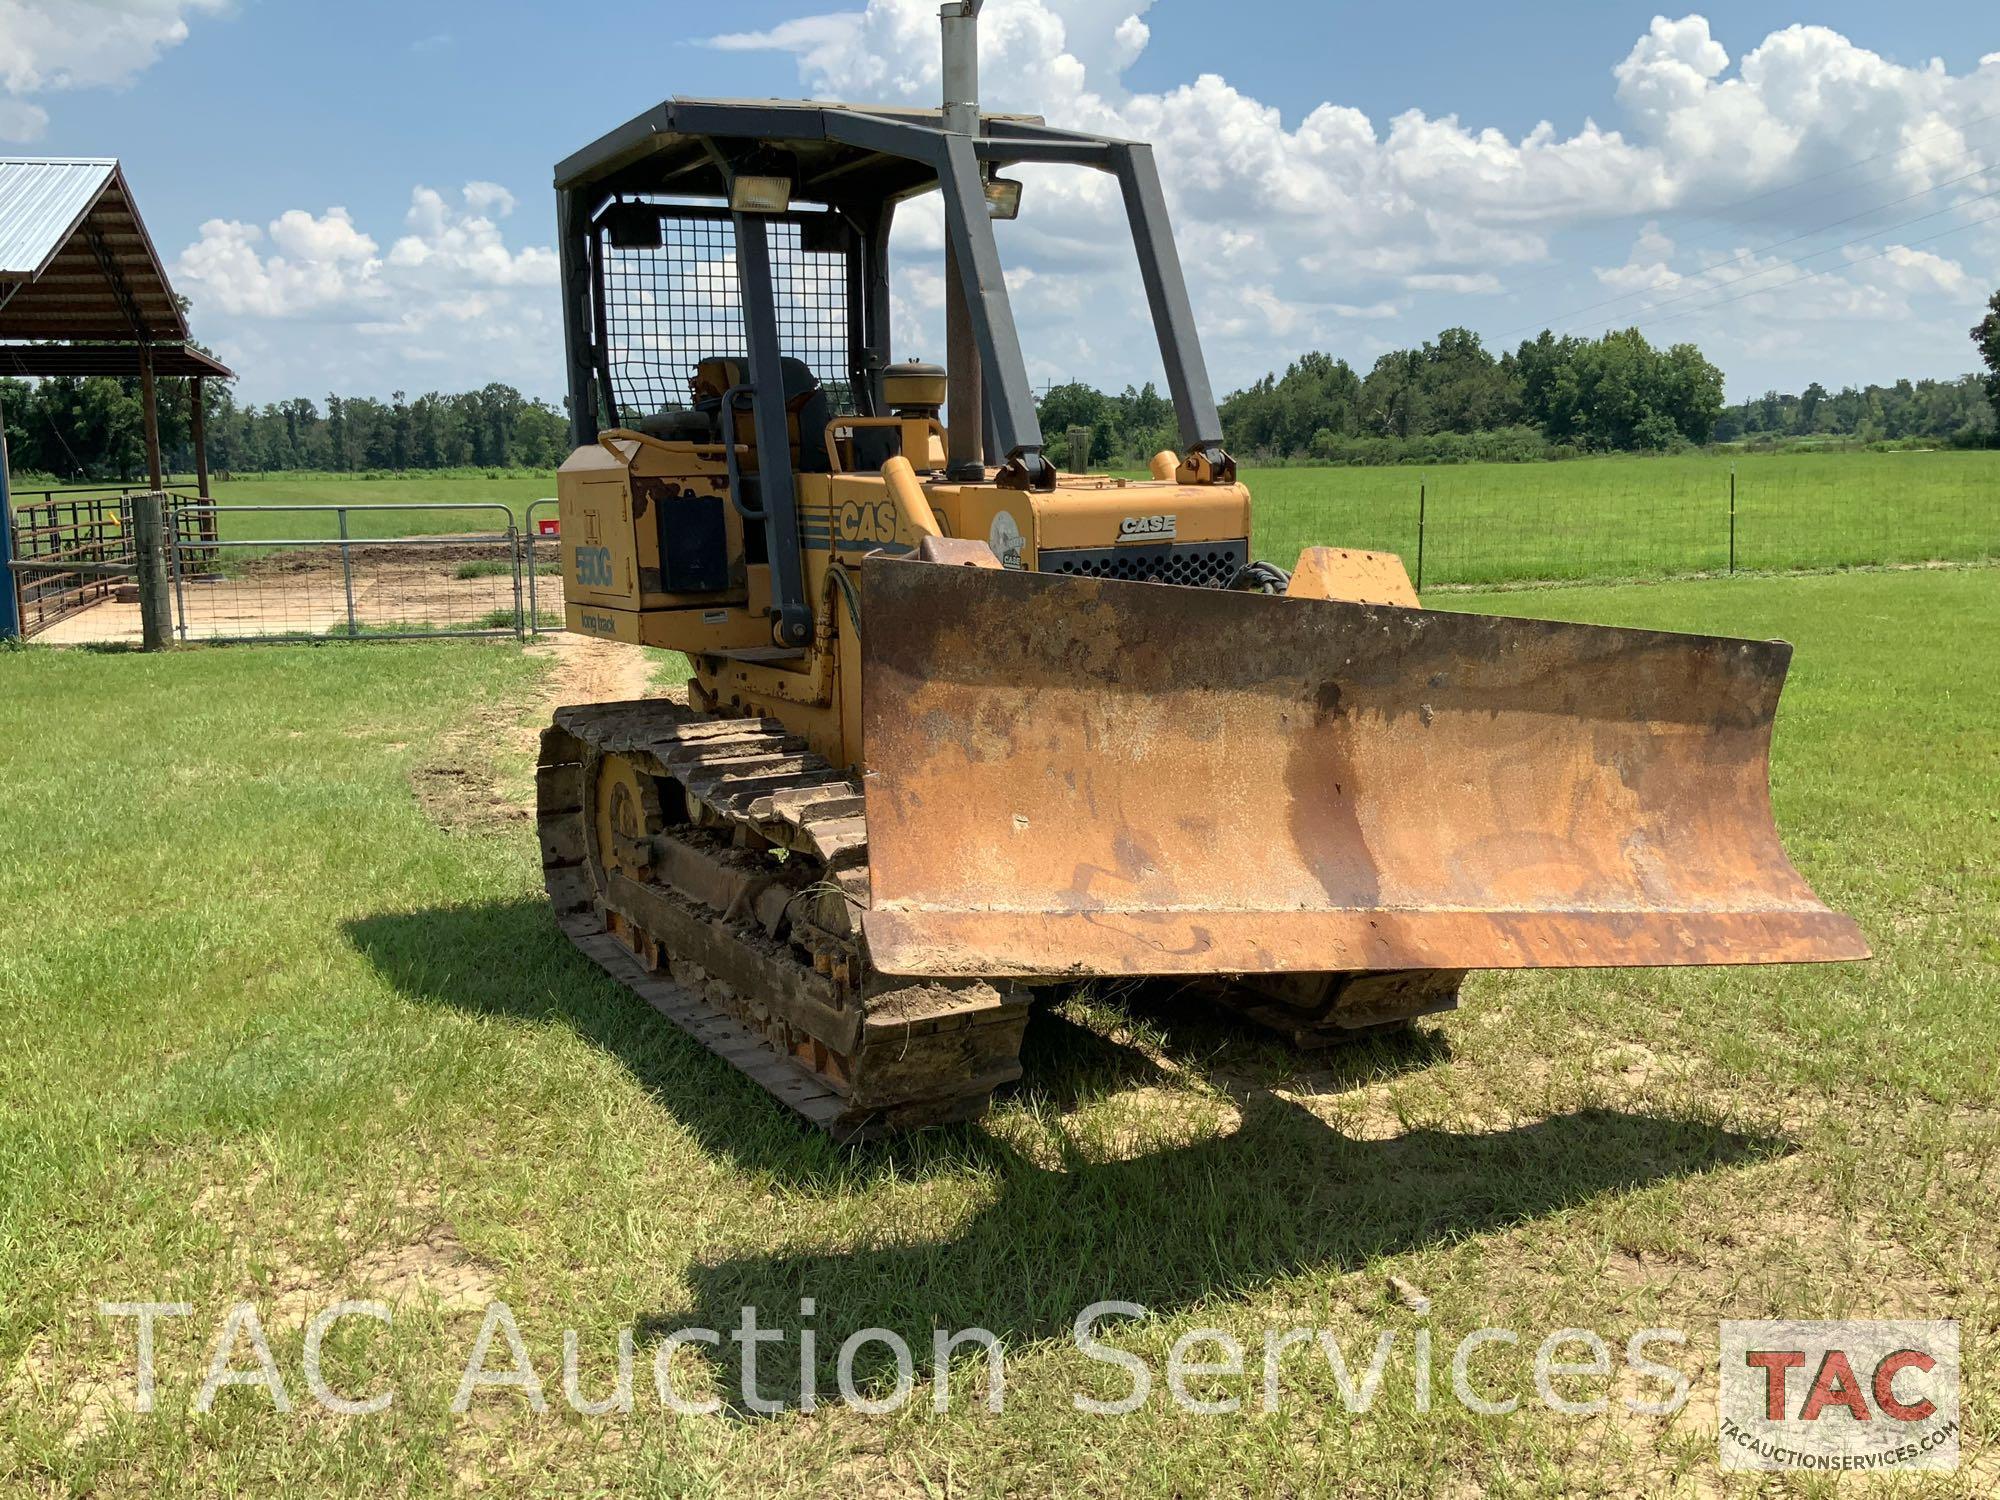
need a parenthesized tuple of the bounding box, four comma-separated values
(554, 97, 1112, 207)
(0, 343, 231, 379)
(0, 158, 190, 343)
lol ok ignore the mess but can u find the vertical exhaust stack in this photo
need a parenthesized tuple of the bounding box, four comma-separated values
(941, 1, 986, 480)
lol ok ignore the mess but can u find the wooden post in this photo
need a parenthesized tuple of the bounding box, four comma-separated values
(138, 345, 164, 492)
(191, 375, 210, 498)
(131, 491, 172, 650)
(0, 387, 17, 640)
(190, 374, 216, 548)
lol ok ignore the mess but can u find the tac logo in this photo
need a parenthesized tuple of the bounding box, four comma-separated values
(1718, 1320, 1959, 1473)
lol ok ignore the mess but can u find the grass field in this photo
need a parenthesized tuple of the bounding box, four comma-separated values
(1, 567, 1993, 1494)
(1242, 448, 2000, 586)
(36, 447, 1997, 585)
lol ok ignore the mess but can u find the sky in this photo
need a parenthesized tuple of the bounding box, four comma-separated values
(3, 0, 1997, 408)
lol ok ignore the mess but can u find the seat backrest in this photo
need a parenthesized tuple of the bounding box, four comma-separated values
(687, 355, 832, 473)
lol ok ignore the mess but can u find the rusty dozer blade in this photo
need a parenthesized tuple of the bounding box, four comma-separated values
(858, 556, 1868, 980)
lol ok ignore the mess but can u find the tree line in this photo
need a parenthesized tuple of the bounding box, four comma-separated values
(1043, 318, 2000, 466)
(6, 296, 1997, 483)
(1041, 327, 1730, 466)
(1716, 374, 1995, 445)
(0, 377, 570, 483)
(1975, 290, 2000, 429)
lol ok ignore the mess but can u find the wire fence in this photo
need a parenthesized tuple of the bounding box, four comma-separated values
(13, 453, 1994, 646)
(164, 502, 526, 644)
(1246, 454, 2000, 589)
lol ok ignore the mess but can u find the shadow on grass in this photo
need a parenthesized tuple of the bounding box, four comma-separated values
(668, 1095, 1781, 1409)
(349, 898, 1787, 1407)
(346, 898, 1454, 1186)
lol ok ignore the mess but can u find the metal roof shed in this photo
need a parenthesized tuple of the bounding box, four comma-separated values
(0, 157, 232, 637)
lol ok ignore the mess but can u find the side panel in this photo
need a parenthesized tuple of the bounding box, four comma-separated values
(928, 479, 1251, 573)
(558, 439, 750, 610)
(560, 465, 637, 609)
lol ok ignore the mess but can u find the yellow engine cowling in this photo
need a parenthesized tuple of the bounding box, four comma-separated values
(557, 433, 773, 652)
(560, 428, 1254, 768)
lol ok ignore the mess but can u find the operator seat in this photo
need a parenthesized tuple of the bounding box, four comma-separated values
(669, 356, 830, 473)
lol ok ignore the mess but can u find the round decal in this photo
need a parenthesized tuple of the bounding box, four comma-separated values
(987, 510, 1027, 570)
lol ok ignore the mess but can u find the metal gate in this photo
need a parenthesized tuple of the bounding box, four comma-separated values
(7, 487, 139, 636)
(525, 498, 563, 634)
(166, 501, 527, 643)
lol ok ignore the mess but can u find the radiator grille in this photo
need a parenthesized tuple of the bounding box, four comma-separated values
(1035, 541, 1247, 588)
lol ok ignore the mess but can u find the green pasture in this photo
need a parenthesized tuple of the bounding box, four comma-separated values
(0, 566, 1993, 1494)
(1242, 448, 2000, 586)
(27, 448, 1998, 584)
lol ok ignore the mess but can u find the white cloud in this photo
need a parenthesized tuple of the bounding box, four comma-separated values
(1405, 273, 1503, 295)
(707, 4, 2000, 396)
(462, 181, 516, 218)
(267, 206, 378, 266)
(1864, 244, 1973, 297)
(703, 13, 866, 83)
(0, 0, 228, 140)
(0, 95, 47, 140)
(175, 214, 377, 320)
(175, 185, 558, 396)
(1578, 222, 1993, 381)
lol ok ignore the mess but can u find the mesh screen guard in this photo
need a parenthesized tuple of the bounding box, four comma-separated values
(592, 204, 856, 424)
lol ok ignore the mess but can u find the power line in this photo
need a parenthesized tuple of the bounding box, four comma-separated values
(1552, 179, 2000, 338)
(1453, 110, 2000, 332)
(1504, 156, 2000, 339)
(1685, 106, 2000, 219)
(1620, 208, 2000, 336)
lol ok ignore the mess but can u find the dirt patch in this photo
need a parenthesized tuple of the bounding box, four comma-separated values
(264, 1227, 500, 1328)
(7, 1338, 135, 1448)
(241, 540, 514, 575)
(521, 631, 662, 730)
(412, 761, 534, 833)
(414, 630, 666, 834)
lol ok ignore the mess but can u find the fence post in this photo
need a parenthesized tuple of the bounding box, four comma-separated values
(132, 492, 173, 651)
(509, 523, 525, 640)
(337, 506, 358, 639)
(0, 394, 17, 641)
(1415, 480, 1427, 593)
(1728, 467, 1737, 575)
(166, 498, 189, 642)
(525, 511, 539, 630)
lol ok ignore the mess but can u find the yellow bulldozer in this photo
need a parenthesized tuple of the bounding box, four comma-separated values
(536, 5, 1866, 1137)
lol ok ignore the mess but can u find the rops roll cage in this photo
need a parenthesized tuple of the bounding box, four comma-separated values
(555, 98, 1233, 646)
